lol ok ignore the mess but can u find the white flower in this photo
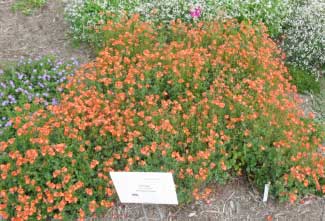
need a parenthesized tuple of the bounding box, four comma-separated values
(282, 0, 325, 78)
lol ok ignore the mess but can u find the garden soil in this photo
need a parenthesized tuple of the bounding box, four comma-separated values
(0, 0, 93, 67)
(0, 0, 325, 220)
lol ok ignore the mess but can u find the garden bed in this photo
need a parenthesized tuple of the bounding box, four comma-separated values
(0, 1, 325, 221)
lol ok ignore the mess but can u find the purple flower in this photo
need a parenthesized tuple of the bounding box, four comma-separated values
(2, 100, 9, 106)
(9, 80, 15, 88)
(8, 95, 15, 100)
(38, 82, 45, 88)
(1, 82, 7, 89)
(17, 73, 24, 80)
(5, 121, 12, 127)
(52, 98, 58, 105)
(190, 6, 202, 19)
(41, 74, 51, 81)
(15, 87, 23, 93)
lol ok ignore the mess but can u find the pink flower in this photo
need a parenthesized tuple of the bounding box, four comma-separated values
(190, 6, 202, 19)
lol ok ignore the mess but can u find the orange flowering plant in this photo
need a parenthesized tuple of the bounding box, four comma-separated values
(1, 15, 325, 220)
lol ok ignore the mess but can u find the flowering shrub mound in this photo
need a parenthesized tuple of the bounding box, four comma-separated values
(65, 0, 293, 49)
(1, 16, 325, 220)
(282, 0, 325, 78)
(0, 56, 77, 136)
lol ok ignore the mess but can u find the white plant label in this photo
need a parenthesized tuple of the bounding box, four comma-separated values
(263, 182, 270, 202)
(110, 172, 178, 205)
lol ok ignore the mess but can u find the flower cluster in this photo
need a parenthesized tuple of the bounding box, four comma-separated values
(0, 56, 77, 135)
(282, 0, 325, 78)
(0, 16, 324, 220)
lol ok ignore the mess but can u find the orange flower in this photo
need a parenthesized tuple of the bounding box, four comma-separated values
(106, 188, 113, 196)
(85, 188, 93, 196)
(289, 193, 297, 204)
(220, 160, 227, 171)
(90, 160, 99, 169)
(52, 170, 61, 178)
(24, 103, 31, 110)
(89, 200, 97, 213)
(25, 149, 38, 164)
(79, 145, 85, 152)
(57, 200, 66, 212)
(63, 174, 71, 184)
(94, 145, 102, 151)
(64, 191, 75, 203)
(266, 215, 273, 221)
(78, 209, 85, 220)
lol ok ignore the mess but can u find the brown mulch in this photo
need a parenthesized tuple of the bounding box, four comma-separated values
(91, 177, 325, 221)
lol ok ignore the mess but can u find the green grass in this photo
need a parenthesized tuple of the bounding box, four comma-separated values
(12, 0, 47, 15)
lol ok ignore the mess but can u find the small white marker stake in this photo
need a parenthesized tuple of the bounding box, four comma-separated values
(263, 182, 270, 202)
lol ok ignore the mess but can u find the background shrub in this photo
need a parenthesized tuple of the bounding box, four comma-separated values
(282, 0, 325, 78)
(213, 0, 292, 37)
(129, 0, 223, 23)
(0, 17, 324, 220)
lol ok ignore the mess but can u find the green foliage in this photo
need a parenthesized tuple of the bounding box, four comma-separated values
(12, 0, 47, 15)
(215, 0, 293, 37)
(288, 65, 320, 94)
